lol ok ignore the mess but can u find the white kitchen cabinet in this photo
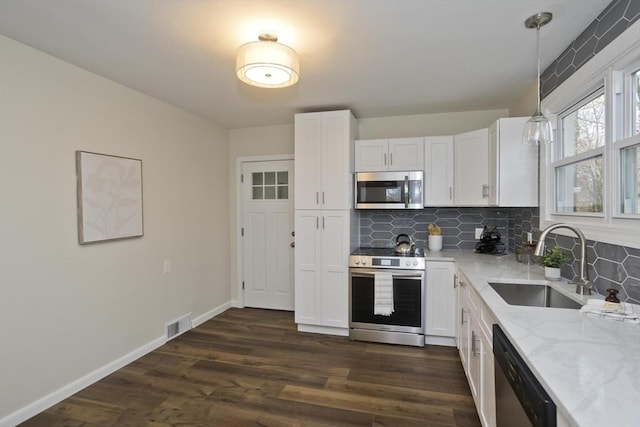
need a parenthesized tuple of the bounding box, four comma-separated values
(454, 128, 490, 206)
(354, 138, 424, 171)
(424, 136, 454, 206)
(294, 210, 351, 330)
(294, 110, 356, 210)
(458, 272, 496, 427)
(425, 260, 457, 343)
(488, 117, 538, 206)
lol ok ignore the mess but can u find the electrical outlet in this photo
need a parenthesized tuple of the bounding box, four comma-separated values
(475, 228, 484, 239)
(163, 259, 171, 274)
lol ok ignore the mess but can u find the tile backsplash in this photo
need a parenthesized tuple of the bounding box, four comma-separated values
(359, 208, 510, 251)
(358, 207, 639, 303)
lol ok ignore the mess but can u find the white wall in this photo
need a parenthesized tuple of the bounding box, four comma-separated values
(357, 109, 509, 139)
(228, 125, 294, 303)
(0, 35, 230, 422)
(508, 80, 537, 117)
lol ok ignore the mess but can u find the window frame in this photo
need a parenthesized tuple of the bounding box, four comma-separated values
(539, 21, 640, 249)
(553, 87, 606, 216)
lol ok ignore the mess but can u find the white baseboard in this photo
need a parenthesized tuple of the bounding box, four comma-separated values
(190, 300, 232, 328)
(0, 335, 165, 427)
(1, 300, 235, 427)
(424, 335, 457, 347)
(297, 323, 349, 336)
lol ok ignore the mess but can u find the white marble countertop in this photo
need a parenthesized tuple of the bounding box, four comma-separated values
(427, 250, 640, 427)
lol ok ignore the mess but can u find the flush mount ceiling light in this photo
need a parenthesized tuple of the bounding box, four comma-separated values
(523, 12, 553, 145)
(236, 32, 299, 88)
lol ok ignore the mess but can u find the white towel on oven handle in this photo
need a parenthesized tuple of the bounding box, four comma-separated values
(374, 272, 394, 316)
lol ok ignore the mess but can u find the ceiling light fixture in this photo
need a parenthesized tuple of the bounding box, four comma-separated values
(236, 32, 299, 88)
(522, 12, 553, 145)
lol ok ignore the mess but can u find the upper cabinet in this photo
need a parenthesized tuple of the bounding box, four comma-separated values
(454, 128, 490, 206)
(424, 136, 454, 206)
(488, 118, 538, 207)
(355, 138, 424, 172)
(294, 110, 357, 210)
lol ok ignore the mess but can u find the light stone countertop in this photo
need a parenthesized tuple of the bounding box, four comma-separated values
(426, 250, 640, 427)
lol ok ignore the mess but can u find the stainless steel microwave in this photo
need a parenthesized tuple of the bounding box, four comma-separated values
(355, 171, 424, 209)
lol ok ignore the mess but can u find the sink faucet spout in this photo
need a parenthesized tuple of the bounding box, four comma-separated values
(534, 223, 594, 295)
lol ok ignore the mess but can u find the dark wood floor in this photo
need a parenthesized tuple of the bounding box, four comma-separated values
(21, 308, 480, 426)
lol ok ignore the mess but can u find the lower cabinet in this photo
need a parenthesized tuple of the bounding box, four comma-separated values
(457, 272, 496, 427)
(425, 260, 457, 345)
(294, 209, 351, 333)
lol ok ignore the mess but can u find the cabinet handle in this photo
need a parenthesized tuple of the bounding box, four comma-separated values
(461, 308, 467, 325)
(322, 216, 325, 229)
(472, 332, 481, 357)
(390, 153, 393, 165)
(471, 331, 475, 355)
(322, 191, 325, 204)
(482, 184, 489, 198)
(384, 153, 387, 166)
(449, 186, 453, 200)
(453, 274, 459, 288)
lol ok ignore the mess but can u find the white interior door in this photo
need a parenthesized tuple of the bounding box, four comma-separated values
(242, 160, 295, 310)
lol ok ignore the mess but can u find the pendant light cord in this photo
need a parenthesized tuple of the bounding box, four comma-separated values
(535, 25, 542, 116)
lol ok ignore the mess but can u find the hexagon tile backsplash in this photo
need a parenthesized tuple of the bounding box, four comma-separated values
(359, 207, 640, 303)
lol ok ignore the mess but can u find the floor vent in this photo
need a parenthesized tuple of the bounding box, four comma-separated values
(166, 313, 191, 340)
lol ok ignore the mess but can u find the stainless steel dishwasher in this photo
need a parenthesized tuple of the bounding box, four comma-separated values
(493, 325, 556, 427)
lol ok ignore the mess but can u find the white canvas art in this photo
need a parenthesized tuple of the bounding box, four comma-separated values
(76, 151, 143, 244)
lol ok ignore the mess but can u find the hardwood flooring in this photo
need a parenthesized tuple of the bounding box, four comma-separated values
(20, 308, 480, 427)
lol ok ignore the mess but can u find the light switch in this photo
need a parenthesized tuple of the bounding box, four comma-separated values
(163, 259, 171, 274)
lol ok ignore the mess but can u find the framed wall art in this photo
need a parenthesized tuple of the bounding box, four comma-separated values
(76, 151, 143, 244)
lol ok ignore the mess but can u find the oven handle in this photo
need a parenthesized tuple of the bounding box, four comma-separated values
(350, 270, 424, 279)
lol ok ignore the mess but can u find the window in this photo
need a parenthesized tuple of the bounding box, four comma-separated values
(555, 91, 605, 214)
(252, 171, 289, 200)
(633, 69, 640, 135)
(620, 140, 640, 213)
(541, 36, 640, 249)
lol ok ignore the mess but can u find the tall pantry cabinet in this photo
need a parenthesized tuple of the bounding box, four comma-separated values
(294, 110, 358, 335)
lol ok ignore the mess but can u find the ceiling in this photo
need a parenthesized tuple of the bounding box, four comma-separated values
(0, 0, 611, 129)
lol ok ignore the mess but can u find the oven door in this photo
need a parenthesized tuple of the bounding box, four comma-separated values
(349, 268, 425, 334)
(355, 171, 423, 209)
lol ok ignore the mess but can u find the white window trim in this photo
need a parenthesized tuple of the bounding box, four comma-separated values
(540, 19, 640, 249)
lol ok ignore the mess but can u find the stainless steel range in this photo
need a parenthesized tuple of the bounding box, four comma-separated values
(349, 247, 425, 347)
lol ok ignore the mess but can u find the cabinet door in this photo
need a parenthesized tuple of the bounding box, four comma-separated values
(388, 138, 424, 171)
(479, 327, 496, 427)
(354, 139, 388, 171)
(294, 113, 322, 209)
(424, 136, 454, 206)
(454, 128, 489, 206)
(321, 111, 353, 209)
(458, 281, 470, 371)
(489, 117, 538, 207)
(320, 211, 350, 328)
(294, 210, 322, 325)
(426, 261, 456, 337)
(468, 312, 481, 405)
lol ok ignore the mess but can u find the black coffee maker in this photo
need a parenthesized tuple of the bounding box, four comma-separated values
(475, 224, 505, 255)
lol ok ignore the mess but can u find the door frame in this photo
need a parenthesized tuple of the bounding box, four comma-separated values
(235, 154, 294, 308)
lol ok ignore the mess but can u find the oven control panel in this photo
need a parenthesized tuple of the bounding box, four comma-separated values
(349, 256, 426, 270)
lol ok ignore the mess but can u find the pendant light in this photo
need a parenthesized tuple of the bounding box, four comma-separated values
(523, 12, 553, 145)
(236, 32, 299, 88)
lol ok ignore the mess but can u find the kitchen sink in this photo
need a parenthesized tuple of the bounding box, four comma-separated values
(488, 282, 582, 309)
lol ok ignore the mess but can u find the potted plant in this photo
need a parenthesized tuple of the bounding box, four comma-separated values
(538, 246, 571, 281)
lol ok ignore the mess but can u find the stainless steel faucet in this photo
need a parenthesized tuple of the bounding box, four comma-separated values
(534, 223, 594, 295)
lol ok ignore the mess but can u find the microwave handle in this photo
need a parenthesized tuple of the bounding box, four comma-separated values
(404, 176, 409, 208)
